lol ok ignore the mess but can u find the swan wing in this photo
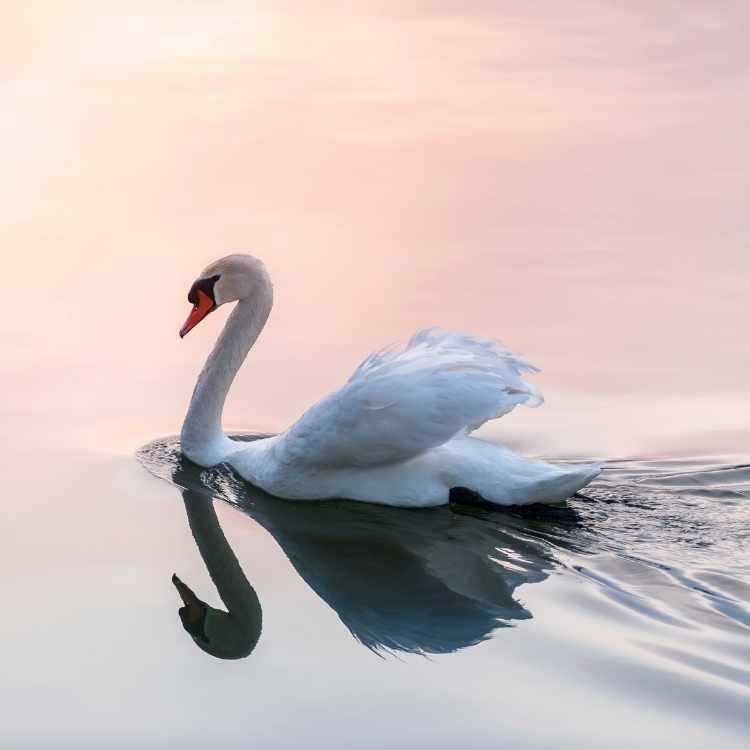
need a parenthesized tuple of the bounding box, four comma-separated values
(278, 328, 543, 468)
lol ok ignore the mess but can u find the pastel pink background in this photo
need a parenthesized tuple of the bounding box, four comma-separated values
(4, 1, 749, 457)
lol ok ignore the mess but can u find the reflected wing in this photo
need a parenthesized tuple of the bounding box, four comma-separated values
(278, 328, 543, 468)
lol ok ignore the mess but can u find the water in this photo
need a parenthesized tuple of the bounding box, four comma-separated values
(6, 433, 749, 748)
(3, 2, 750, 747)
(133, 436, 750, 745)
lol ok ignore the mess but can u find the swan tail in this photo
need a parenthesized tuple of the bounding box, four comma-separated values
(528, 463, 601, 504)
(441, 437, 601, 507)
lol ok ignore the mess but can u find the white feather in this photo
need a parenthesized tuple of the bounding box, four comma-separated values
(278, 328, 543, 468)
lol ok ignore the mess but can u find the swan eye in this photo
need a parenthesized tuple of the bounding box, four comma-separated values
(187, 274, 221, 305)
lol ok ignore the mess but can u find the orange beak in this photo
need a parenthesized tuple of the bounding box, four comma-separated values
(180, 289, 216, 338)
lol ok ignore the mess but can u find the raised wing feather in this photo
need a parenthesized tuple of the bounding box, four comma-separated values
(278, 328, 543, 468)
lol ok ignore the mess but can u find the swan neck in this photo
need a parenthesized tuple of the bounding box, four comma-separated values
(181, 286, 272, 461)
(182, 490, 261, 620)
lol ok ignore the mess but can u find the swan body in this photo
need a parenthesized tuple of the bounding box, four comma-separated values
(179, 254, 599, 507)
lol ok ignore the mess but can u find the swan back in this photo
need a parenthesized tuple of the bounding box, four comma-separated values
(278, 328, 542, 468)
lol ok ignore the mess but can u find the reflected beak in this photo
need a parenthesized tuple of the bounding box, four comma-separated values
(172, 574, 209, 640)
(179, 289, 216, 338)
(172, 573, 207, 623)
(172, 573, 200, 607)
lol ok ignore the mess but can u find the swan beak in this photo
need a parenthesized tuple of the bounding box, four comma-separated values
(172, 574, 206, 620)
(179, 290, 215, 338)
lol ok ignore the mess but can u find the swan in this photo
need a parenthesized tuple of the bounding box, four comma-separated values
(178, 254, 599, 507)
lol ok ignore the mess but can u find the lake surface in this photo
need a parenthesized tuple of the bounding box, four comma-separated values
(2, 2, 749, 748)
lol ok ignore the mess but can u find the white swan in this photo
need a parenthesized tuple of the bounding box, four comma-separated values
(178, 254, 599, 507)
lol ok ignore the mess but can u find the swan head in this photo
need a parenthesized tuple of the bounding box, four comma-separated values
(180, 254, 271, 338)
(172, 573, 260, 659)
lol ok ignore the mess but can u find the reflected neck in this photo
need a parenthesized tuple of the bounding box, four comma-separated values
(182, 490, 261, 620)
(180, 489, 262, 659)
(181, 286, 272, 463)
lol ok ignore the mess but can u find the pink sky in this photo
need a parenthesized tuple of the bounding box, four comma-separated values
(3, 1, 749, 457)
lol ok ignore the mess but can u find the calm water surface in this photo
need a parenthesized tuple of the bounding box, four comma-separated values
(2, 2, 749, 748)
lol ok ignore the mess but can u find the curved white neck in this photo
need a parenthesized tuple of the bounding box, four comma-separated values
(181, 285, 273, 464)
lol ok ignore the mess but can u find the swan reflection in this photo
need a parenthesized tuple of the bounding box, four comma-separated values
(147, 438, 555, 657)
(172, 488, 262, 659)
